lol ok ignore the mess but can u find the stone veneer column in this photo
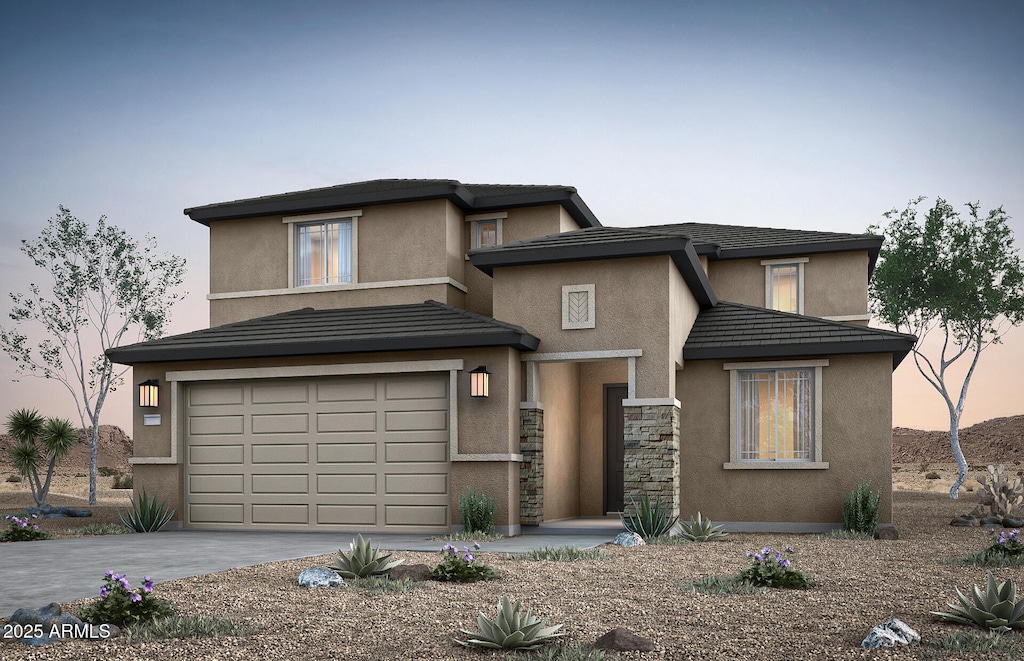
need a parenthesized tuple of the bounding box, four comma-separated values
(623, 403, 680, 518)
(519, 407, 544, 525)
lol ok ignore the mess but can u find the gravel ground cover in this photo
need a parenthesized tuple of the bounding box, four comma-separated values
(3, 489, 1022, 660)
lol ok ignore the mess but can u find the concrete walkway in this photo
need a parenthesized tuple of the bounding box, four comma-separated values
(2, 529, 616, 617)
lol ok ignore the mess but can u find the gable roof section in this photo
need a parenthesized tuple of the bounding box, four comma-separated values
(467, 226, 717, 308)
(683, 302, 916, 367)
(184, 178, 601, 229)
(105, 301, 540, 365)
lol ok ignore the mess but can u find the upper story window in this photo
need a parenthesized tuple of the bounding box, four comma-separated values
(724, 359, 828, 470)
(466, 212, 506, 251)
(762, 257, 808, 314)
(283, 210, 361, 288)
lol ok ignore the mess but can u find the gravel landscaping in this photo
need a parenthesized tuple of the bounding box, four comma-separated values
(3, 489, 1023, 660)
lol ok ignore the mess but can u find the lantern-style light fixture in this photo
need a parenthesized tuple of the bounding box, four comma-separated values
(469, 365, 490, 398)
(139, 379, 160, 408)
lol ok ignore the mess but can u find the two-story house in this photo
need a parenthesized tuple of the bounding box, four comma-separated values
(107, 179, 916, 534)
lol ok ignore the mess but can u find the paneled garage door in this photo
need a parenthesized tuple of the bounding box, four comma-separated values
(184, 373, 450, 531)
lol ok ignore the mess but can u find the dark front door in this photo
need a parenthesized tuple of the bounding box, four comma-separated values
(603, 384, 627, 513)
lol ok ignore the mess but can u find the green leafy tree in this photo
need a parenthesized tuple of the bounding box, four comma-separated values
(6, 408, 78, 506)
(1, 206, 186, 504)
(870, 197, 1024, 498)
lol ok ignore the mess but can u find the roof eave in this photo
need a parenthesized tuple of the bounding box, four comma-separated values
(682, 337, 917, 370)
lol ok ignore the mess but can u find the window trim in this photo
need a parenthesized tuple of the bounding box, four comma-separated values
(723, 358, 828, 470)
(284, 210, 361, 288)
(466, 212, 506, 251)
(561, 284, 596, 330)
(762, 257, 808, 314)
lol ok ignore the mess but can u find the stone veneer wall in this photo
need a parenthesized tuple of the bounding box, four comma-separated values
(519, 407, 544, 525)
(623, 404, 680, 518)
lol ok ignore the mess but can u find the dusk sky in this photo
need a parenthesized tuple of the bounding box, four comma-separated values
(1, 1, 1022, 433)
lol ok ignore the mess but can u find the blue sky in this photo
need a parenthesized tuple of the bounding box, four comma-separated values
(1, 0, 1022, 431)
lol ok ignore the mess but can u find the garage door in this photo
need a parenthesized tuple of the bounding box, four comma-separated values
(184, 372, 449, 531)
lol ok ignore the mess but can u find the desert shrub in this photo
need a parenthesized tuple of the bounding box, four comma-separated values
(512, 545, 608, 562)
(925, 471, 941, 480)
(330, 534, 404, 578)
(5, 474, 21, 482)
(97, 466, 120, 477)
(680, 575, 766, 595)
(842, 480, 881, 535)
(430, 530, 505, 542)
(819, 529, 875, 541)
(78, 571, 175, 628)
(459, 488, 496, 534)
(954, 529, 1024, 567)
(65, 522, 131, 536)
(977, 464, 1024, 518)
(737, 546, 813, 589)
(1, 513, 51, 542)
(620, 493, 678, 540)
(119, 488, 175, 532)
(124, 614, 245, 642)
(457, 596, 563, 650)
(924, 630, 1023, 656)
(112, 472, 133, 489)
(431, 542, 498, 582)
(348, 576, 427, 594)
(515, 641, 608, 660)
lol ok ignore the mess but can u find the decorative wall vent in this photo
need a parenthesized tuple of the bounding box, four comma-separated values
(561, 284, 595, 329)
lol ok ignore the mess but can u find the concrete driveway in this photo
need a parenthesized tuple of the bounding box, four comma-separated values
(2, 530, 615, 617)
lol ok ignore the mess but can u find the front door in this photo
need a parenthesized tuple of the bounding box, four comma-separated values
(603, 384, 627, 513)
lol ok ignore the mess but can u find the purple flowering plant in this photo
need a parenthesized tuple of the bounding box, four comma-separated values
(0, 513, 51, 542)
(77, 571, 174, 628)
(429, 541, 499, 583)
(736, 545, 813, 589)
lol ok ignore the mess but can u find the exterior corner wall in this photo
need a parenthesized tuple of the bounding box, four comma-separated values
(519, 407, 544, 525)
(623, 403, 680, 518)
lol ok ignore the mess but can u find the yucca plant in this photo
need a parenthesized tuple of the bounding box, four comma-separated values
(931, 571, 1024, 632)
(457, 595, 564, 650)
(330, 534, 404, 578)
(677, 512, 729, 542)
(119, 488, 175, 532)
(619, 493, 678, 540)
(842, 480, 881, 535)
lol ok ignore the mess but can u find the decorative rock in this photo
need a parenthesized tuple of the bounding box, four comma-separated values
(594, 627, 657, 652)
(979, 515, 1004, 526)
(861, 618, 920, 649)
(297, 567, 344, 588)
(949, 515, 977, 527)
(8, 603, 117, 645)
(23, 505, 92, 519)
(874, 526, 899, 540)
(1002, 517, 1024, 528)
(612, 532, 646, 547)
(389, 563, 433, 582)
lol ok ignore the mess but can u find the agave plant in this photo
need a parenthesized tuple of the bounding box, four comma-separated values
(620, 493, 679, 540)
(457, 596, 564, 650)
(119, 487, 176, 532)
(677, 512, 729, 542)
(931, 571, 1024, 632)
(330, 534, 404, 578)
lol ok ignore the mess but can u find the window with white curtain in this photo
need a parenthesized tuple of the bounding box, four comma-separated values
(738, 369, 813, 461)
(762, 257, 807, 314)
(296, 219, 353, 286)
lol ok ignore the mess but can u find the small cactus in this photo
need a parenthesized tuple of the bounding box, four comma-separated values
(977, 464, 1024, 518)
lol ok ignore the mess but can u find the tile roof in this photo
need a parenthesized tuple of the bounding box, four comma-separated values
(184, 178, 600, 228)
(683, 302, 916, 366)
(106, 301, 539, 365)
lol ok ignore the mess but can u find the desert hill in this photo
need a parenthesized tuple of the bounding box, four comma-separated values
(892, 415, 1024, 464)
(0, 424, 132, 469)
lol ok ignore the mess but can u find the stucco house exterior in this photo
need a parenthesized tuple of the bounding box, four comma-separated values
(107, 179, 916, 534)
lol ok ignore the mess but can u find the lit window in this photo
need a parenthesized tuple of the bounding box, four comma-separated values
(762, 258, 807, 313)
(296, 219, 353, 286)
(738, 369, 813, 461)
(471, 218, 501, 249)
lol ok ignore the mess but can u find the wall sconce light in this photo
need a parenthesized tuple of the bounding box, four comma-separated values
(139, 379, 160, 408)
(469, 366, 490, 398)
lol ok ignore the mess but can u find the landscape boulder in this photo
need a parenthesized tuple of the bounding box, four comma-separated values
(297, 567, 344, 588)
(389, 563, 433, 582)
(24, 505, 92, 519)
(8, 603, 118, 645)
(1002, 517, 1024, 528)
(979, 515, 1004, 526)
(593, 627, 657, 652)
(874, 526, 899, 541)
(949, 515, 977, 527)
(860, 618, 920, 649)
(612, 532, 646, 547)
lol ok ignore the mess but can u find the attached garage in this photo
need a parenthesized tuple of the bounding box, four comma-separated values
(184, 372, 450, 531)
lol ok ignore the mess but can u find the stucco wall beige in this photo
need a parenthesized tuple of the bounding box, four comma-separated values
(492, 256, 678, 398)
(676, 353, 893, 524)
(133, 464, 184, 522)
(127, 345, 523, 527)
(540, 362, 580, 520)
(707, 251, 870, 318)
(451, 461, 519, 528)
(500, 205, 564, 245)
(210, 216, 288, 293)
(578, 361, 628, 515)
(669, 262, 700, 372)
